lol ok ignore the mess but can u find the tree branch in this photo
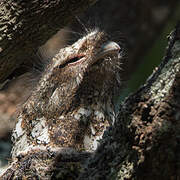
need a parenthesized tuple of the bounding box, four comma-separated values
(1, 1, 180, 179)
(78, 23, 180, 179)
(0, 0, 97, 83)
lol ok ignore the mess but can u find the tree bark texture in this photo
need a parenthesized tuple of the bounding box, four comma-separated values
(1, 1, 180, 179)
(78, 23, 180, 180)
(0, 0, 179, 86)
(0, 0, 179, 146)
(0, 0, 97, 84)
(1, 21, 180, 180)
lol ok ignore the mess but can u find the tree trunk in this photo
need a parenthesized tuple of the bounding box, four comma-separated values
(1, 1, 180, 179)
(0, 0, 178, 86)
(0, 0, 97, 84)
(2, 23, 180, 179)
(78, 23, 180, 180)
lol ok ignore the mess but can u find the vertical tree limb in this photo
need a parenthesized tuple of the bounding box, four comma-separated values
(78, 23, 180, 180)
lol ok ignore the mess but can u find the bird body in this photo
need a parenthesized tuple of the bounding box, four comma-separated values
(2, 29, 122, 179)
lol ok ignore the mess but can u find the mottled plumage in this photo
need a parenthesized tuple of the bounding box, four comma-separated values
(2, 29, 122, 179)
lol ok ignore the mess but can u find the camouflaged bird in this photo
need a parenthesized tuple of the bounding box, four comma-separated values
(1, 29, 122, 179)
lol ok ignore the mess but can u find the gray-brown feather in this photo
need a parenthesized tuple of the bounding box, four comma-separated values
(2, 29, 122, 179)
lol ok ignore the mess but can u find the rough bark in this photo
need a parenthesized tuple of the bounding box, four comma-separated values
(0, 0, 97, 84)
(0, 1, 178, 140)
(1, 22, 180, 180)
(1, 1, 180, 179)
(78, 23, 180, 179)
(0, 0, 179, 86)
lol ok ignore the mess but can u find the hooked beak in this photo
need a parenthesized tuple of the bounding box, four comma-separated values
(96, 41, 121, 60)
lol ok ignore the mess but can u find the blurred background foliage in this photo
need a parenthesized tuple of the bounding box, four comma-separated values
(126, 5, 180, 96)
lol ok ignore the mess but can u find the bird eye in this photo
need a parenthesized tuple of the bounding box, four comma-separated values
(68, 56, 84, 64)
(58, 55, 85, 68)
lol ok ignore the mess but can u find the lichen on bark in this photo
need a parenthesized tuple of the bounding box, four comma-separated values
(78, 23, 180, 180)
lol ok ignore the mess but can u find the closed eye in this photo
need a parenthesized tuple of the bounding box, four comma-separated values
(58, 55, 85, 68)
